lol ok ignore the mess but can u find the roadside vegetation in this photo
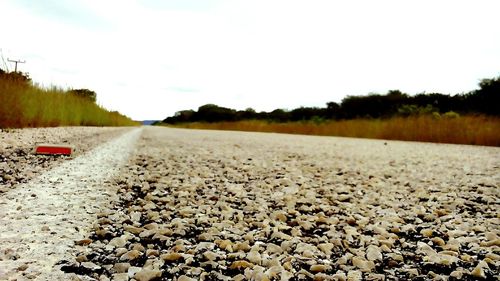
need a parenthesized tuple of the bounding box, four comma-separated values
(158, 77, 500, 146)
(0, 69, 138, 128)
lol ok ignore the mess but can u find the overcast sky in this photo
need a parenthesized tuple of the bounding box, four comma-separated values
(1, 0, 499, 120)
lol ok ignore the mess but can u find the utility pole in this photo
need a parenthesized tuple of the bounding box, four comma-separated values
(7, 58, 25, 72)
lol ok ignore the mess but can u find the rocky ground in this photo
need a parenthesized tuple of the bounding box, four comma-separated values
(0, 127, 133, 193)
(52, 127, 499, 280)
(0, 128, 141, 280)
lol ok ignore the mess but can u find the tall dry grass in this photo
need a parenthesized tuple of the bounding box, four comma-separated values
(0, 77, 138, 128)
(167, 116, 500, 146)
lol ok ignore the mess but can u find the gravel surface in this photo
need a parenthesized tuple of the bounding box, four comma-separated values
(0, 128, 142, 280)
(0, 127, 134, 192)
(57, 127, 499, 280)
(1, 127, 499, 280)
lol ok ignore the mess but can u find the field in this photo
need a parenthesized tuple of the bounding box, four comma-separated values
(0, 73, 137, 128)
(165, 115, 500, 146)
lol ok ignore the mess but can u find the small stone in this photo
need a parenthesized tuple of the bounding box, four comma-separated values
(435, 209, 449, 217)
(109, 237, 127, 248)
(229, 260, 254, 270)
(470, 261, 489, 278)
(116, 247, 128, 256)
(366, 245, 382, 261)
(332, 271, 347, 281)
(347, 270, 362, 281)
(75, 238, 92, 246)
(128, 266, 142, 278)
(81, 261, 101, 270)
(17, 264, 29, 271)
(133, 269, 162, 281)
(450, 270, 463, 279)
(365, 273, 385, 281)
(431, 237, 445, 246)
(203, 251, 218, 261)
(95, 229, 109, 238)
(132, 243, 146, 252)
(113, 263, 131, 273)
(123, 225, 144, 235)
(41, 226, 50, 231)
(485, 252, 500, 261)
(76, 254, 88, 262)
(387, 260, 399, 268)
(139, 229, 156, 238)
(120, 250, 141, 261)
(112, 273, 129, 281)
(146, 249, 159, 257)
(161, 252, 183, 262)
(405, 268, 419, 277)
(247, 251, 262, 265)
(352, 256, 375, 272)
(346, 217, 357, 226)
(420, 228, 434, 238)
(235, 241, 251, 252)
(310, 264, 330, 273)
(215, 239, 232, 249)
(318, 243, 334, 256)
(178, 275, 196, 281)
(480, 239, 500, 247)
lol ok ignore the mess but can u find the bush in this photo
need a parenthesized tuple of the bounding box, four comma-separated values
(443, 111, 460, 118)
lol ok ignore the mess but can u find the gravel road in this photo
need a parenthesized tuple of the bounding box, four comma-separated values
(1, 127, 499, 280)
(0, 127, 133, 192)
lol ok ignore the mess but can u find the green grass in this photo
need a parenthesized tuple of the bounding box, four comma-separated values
(161, 115, 500, 146)
(0, 75, 138, 128)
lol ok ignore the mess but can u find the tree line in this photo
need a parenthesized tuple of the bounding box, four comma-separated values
(162, 77, 499, 124)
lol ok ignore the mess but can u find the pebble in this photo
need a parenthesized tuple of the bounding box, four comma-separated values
(347, 270, 362, 281)
(247, 251, 262, 265)
(113, 263, 131, 273)
(120, 250, 141, 261)
(365, 245, 382, 261)
(420, 228, 434, 238)
(310, 264, 330, 273)
(230, 260, 254, 270)
(76, 254, 88, 262)
(351, 256, 375, 272)
(109, 237, 127, 248)
(161, 252, 183, 262)
(112, 273, 129, 281)
(470, 260, 489, 278)
(133, 269, 162, 281)
(81, 262, 101, 270)
(75, 238, 92, 246)
(17, 264, 29, 271)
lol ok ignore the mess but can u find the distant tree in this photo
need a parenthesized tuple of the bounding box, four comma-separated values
(68, 89, 97, 103)
(290, 107, 324, 121)
(464, 77, 500, 115)
(326, 102, 341, 119)
(195, 104, 237, 122)
(268, 109, 290, 122)
(236, 108, 258, 120)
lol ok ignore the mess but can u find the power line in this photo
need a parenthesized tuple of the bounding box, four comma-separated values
(7, 58, 25, 72)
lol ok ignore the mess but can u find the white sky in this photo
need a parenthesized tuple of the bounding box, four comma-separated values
(1, 0, 499, 120)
